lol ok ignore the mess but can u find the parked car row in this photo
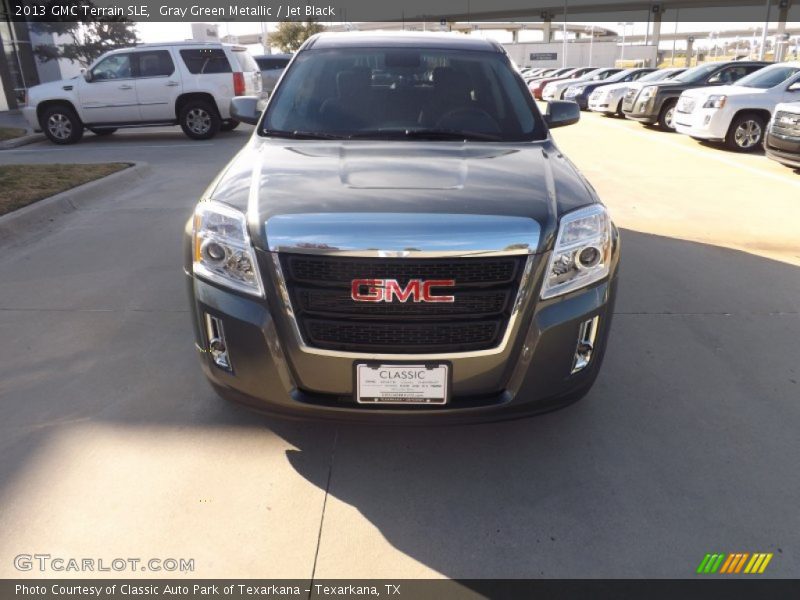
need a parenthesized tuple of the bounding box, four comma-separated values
(524, 59, 800, 168)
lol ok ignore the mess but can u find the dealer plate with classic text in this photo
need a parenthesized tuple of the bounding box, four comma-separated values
(355, 364, 449, 405)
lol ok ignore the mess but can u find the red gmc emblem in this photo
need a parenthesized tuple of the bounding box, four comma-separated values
(351, 279, 456, 303)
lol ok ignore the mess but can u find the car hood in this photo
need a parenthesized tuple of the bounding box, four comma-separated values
(27, 78, 79, 98)
(595, 81, 632, 93)
(208, 138, 600, 253)
(681, 84, 769, 100)
(774, 101, 800, 114)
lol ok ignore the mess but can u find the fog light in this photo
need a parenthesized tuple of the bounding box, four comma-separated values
(572, 316, 599, 373)
(204, 313, 231, 371)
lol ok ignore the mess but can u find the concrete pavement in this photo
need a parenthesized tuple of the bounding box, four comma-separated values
(0, 121, 798, 579)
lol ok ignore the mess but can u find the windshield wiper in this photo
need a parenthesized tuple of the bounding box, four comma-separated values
(349, 128, 502, 142)
(262, 129, 347, 140)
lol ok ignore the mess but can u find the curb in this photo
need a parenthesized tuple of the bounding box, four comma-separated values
(0, 133, 44, 149)
(0, 161, 151, 247)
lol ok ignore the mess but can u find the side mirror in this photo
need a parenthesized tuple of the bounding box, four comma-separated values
(230, 96, 262, 125)
(83, 70, 93, 83)
(788, 81, 800, 92)
(545, 100, 580, 128)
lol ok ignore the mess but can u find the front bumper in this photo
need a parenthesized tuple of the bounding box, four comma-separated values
(541, 87, 558, 101)
(623, 97, 658, 124)
(589, 91, 622, 114)
(186, 243, 620, 423)
(674, 108, 728, 141)
(21, 106, 40, 132)
(764, 131, 800, 169)
(563, 93, 589, 110)
(588, 97, 611, 112)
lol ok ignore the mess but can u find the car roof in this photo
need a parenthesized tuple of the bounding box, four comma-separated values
(303, 31, 503, 53)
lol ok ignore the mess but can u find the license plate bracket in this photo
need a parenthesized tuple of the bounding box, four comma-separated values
(354, 363, 450, 405)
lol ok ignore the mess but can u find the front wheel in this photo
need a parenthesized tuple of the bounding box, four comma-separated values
(179, 101, 220, 140)
(726, 113, 766, 152)
(657, 100, 677, 132)
(40, 105, 83, 145)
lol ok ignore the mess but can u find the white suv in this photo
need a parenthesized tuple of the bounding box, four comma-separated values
(674, 62, 800, 152)
(22, 42, 262, 144)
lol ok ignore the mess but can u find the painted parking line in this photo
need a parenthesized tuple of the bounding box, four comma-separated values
(586, 114, 800, 190)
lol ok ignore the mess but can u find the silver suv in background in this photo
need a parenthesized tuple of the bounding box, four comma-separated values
(22, 42, 262, 144)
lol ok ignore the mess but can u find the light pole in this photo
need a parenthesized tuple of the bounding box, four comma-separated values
(617, 22, 633, 61)
(585, 25, 595, 65)
(759, 0, 770, 61)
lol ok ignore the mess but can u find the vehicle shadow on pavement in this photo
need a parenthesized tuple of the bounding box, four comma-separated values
(696, 139, 766, 156)
(272, 229, 800, 578)
(1, 229, 798, 578)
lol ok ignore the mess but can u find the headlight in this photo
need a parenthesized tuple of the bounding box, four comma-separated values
(639, 86, 657, 100)
(703, 95, 727, 109)
(541, 204, 612, 299)
(193, 201, 264, 297)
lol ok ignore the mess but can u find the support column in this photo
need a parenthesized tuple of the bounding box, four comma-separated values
(685, 37, 694, 67)
(775, 1, 790, 62)
(759, 0, 771, 60)
(542, 15, 552, 43)
(651, 5, 663, 48)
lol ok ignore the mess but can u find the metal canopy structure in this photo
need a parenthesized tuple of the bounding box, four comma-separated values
(436, 0, 795, 21)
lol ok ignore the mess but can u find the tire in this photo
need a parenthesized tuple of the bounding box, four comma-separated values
(220, 119, 240, 132)
(179, 100, 220, 140)
(89, 128, 117, 136)
(657, 100, 677, 132)
(725, 113, 767, 152)
(40, 104, 83, 145)
(616, 100, 625, 117)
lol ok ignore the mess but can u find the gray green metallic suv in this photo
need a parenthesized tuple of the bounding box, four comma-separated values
(183, 32, 620, 421)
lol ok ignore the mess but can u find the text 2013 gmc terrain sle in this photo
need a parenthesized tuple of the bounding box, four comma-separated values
(183, 33, 620, 421)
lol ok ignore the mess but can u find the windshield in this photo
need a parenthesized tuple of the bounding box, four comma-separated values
(598, 69, 633, 84)
(673, 63, 722, 83)
(734, 64, 800, 89)
(639, 69, 677, 82)
(262, 47, 543, 142)
(587, 69, 615, 81)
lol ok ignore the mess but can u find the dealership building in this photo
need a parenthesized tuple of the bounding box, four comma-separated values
(0, 14, 80, 111)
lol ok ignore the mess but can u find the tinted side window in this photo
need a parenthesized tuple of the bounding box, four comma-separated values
(257, 57, 290, 70)
(92, 54, 132, 81)
(180, 49, 231, 75)
(135, 51, 174, 77)
(708, 66, 749, 84)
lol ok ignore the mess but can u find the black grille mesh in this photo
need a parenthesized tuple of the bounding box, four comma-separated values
(305, 319, 502, 353)
(280, 254, 526, 353)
